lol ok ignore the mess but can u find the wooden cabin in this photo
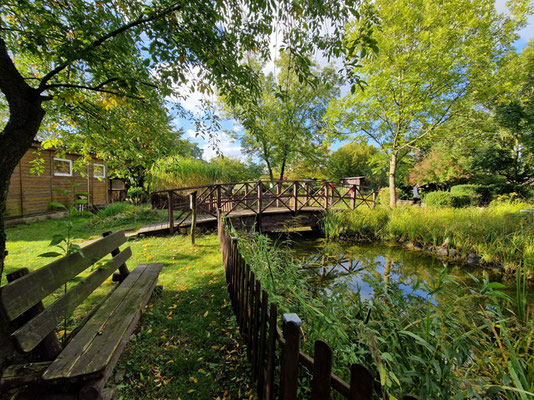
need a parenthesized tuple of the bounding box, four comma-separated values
(6, 142, 110, 223)
(338, 176, 368, 188)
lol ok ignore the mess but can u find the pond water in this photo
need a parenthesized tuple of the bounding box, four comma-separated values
(289, 237, 534, 305)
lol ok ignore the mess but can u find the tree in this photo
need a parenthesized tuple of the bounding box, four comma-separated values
(410, 41, 534, 189)
(0, 1, 375, 279)
(327, 0, 530, 207)
(324, 140, 384, 186)
(44, 91, 202, 190)
(220, 53, 341, 181)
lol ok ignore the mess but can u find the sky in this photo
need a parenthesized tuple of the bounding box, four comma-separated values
(172, 1, 534, 162)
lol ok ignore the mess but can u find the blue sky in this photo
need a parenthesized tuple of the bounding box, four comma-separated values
(173, 1, 533, 162)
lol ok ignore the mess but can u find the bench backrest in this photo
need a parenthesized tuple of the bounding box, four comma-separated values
(0, 231, 131, 354)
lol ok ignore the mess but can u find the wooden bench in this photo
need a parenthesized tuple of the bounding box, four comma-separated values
(0, 231, 163, 399)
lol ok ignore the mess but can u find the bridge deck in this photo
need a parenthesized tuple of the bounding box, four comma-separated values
(138, 206, 325, 236)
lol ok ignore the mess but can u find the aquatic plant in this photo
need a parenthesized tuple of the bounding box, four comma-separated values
(235, 230, 534, 399)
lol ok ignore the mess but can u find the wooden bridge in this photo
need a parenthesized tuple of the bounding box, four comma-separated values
(141, 180, 377, 235)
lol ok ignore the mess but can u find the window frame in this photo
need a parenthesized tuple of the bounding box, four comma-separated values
(53, 157, 73, 177)
(93, 163, 106, 179)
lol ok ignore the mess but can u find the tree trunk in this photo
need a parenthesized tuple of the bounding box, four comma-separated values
(389, 152, 397, 208)
(0, 37, 46, 280)
(278, 159, 286, 181)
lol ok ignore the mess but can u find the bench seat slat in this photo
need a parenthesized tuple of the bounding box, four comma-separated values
(42, 263, 163, 381)
(11, 247, 133, 353)
(0, 231, 127, 321)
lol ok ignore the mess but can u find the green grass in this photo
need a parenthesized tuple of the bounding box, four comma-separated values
(4, 212, 256, 399)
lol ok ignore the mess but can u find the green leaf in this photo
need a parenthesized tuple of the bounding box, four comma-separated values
(49, 234, 66, 246)
(48, 202, 67, 209)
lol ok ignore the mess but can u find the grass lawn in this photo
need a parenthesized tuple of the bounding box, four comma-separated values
(4, 212, 257, 399)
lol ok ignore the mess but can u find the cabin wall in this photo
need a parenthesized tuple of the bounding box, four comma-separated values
(5, 146, 109, 218)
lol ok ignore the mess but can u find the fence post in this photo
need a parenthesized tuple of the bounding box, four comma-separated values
(293, 182, 298, 212)
(311, 340, 333, 400)
(266, 302, 278, 400)
(324, 184, 329, 210)
(190, 191, 197, 245)
(168, 191, 174, 234)
(257, 290, 269, 399)
(257, 181, 263, 232)
(351, 185, 357, 210)
(276, 181, 282, 207)
(349, 364, 373, 400)
(217, 184, 222, 211)
(372, 191, 377, 209)
(280, 314, 301, 400)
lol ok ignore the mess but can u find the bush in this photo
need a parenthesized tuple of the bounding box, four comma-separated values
(127, 187, 146, 205)
(450, 184, 482, 205)
(377, 187, 401, 206)
(95, 202, 134, 218)
(424, 191, 470, 208)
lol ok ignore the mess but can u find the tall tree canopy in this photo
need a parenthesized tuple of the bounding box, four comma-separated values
(326, 0, 530, 207)
(0, 0, 375, 278)
(220, 53, 341, 180)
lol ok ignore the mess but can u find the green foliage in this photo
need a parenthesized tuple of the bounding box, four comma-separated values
(126, 187, 146, 205)
(236, 230, 534, 398)
(324, 141, 384, 185)
(327, 0, 529, 205)
(377, 187, 401, 206)
(96, 202, 135, 219)
(424, 191, 471, 208)
(450, 184, 482, 205)
(220, 53, 341, 180)
(322, 201, 534, 274)
(150, 156, 262, 189)
(91, 204, 165, 231)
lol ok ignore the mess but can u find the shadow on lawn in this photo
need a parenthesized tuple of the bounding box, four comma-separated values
(115, 269, 257, 399)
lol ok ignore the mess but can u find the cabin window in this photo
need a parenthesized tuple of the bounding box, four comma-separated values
(53, 158, 73, 177)
(93, 164, 106, 178)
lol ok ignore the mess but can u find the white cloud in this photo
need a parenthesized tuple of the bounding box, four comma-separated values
(201, 131, 244, 161)
(185, 129, 197, 139)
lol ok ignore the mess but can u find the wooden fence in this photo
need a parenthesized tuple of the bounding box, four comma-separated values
(219, 222, 416, 400)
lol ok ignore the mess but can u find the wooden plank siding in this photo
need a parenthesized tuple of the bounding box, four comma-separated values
(6, 143, 109, 218)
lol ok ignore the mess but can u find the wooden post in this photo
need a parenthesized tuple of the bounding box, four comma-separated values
(6, 269, 62, 360)
(276, 181, 282, 208)
(103, 231, 130, 281)
(167, 191, 174, 235)
(217, 184, 222, 211)
(257, 290, 269, 399)
(311, 341, 333, 400)
(257, 181, 263, 232)
(372, 191, 377, 209)
(266, 302, 278, 400)
(351, 185, 357, 210)
(190, 191, 197, 245)
(293, 182, 298, 212)
(305, 182, 310, 207)
(280, 314, 301, 400)
(349, 364, 373, 400)
(324, 184, 329, 210)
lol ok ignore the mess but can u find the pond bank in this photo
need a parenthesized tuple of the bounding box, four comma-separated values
(321, 201, 534, 279)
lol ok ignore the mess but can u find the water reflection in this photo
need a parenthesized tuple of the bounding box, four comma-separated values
(291, 238, 534, 306)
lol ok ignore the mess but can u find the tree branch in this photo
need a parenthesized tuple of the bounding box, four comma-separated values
(42, 83, 145, 100)
(38, 3, 182, 90)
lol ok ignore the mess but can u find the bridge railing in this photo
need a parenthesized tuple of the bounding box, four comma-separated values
(151, 180, 377, 232)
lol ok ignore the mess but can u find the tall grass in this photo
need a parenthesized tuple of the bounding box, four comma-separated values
(322, 200, 534, 275)
(150, 156, 262, 189)
(235, 230, 534, 399)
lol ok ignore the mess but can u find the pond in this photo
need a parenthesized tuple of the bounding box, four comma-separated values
(289, 237, 534, 306)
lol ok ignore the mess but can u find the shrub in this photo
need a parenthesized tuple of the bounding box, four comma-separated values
(95, 202, 134, 218)
(424, 191, 470, 208)
(450, 184, 482, 205)
(127, 187, 146, 205)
